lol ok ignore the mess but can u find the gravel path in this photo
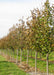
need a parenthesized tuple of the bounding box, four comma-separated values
(28, 72, 54, 75)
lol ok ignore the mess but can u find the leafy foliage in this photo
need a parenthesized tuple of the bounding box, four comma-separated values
(0, 0, 54, 55)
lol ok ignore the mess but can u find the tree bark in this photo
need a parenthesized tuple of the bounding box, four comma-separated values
(35, 51, 37, 75)
(6, 50, 7, 57)
(23, 50, 24, 56)
(10, 50, 11, 61)
(0, 50, 1, 55)
(27, 50, 29, 64)
(20, 49, 22, 64)
(16, 49, 18, 64)
(46, 53, 49, 75)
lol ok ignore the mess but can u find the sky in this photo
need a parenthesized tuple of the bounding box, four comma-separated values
(0, 0, 54, 39)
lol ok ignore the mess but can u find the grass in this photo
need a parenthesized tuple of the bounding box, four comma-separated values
(0, 49, 54, 73)
(0, 55, 29, 75)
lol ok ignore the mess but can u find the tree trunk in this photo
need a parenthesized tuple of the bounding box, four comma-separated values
(20, 49, 22, 64)
(35, 51, 37, 75)
(10, 50, 11, 61)
(6, 50, 7, 57)
(27, 50, 29, 64)
(16, 49, 18, 64)
(0, 50, 1, 55)
(28, 50, 30, 56)
(10, 55, 11, 61)
(12, 50, 14, 61)
(23, 50, 24, 56)
(46, 53, 49, 75)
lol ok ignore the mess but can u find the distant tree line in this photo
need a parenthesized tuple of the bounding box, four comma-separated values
(0, 0, 54, 74)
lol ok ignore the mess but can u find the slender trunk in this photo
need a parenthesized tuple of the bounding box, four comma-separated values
(12, 50, 14, 61)
(10, 55, 11, 61)
(20, 49, 22, 64)
(27, 50, 29, 64)
(35, 51, 37, 75)
(10, 50, 11, 61)
(28, 50, 30, 56)
(16, 49, 18, 64)
(46, 53, 49, 75)
(6, 50, 7, 57)
(23, 50, 24, 56)
(24, 50, 25, 56)
(18, 50, 19, 55)
(0, 50, 1, 55)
